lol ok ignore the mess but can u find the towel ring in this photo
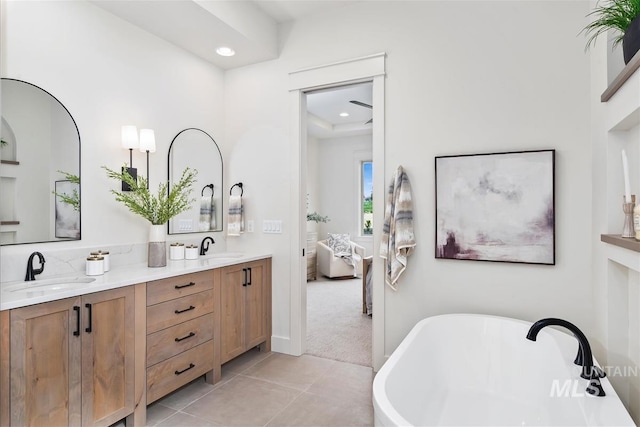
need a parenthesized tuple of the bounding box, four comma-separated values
(230, 182, 243, 196)
(201, 184, 214, 197)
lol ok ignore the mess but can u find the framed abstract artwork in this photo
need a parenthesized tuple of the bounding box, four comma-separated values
(435, 149, 555, 265)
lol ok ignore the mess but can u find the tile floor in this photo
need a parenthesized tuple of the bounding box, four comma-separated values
(144, 349, 375, 426)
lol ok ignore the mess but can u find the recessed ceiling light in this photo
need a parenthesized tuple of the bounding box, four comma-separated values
(339, 112, 349, 117)
(216, 46, 235, 57)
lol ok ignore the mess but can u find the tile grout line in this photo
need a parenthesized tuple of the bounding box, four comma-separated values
(237, 371, 315, 393)
(261, 388, 307, 427)
(147, 404, 179, 427)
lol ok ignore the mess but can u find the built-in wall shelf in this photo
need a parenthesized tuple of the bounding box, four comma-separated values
(0, 160, 18, 165)
(0, 221, 19, 226)
(602, 51, 640, 102)
(601, 234, 640, 252)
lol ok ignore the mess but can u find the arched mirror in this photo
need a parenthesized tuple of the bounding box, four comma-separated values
(168, 128, 223, 234)
(0, 79, 81, 245)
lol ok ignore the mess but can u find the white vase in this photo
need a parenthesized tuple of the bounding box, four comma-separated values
(148, 224, 167, 267)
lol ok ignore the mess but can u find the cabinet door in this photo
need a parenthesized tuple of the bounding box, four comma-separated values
(220, 264, 246, 363)
(10, 297, 82, 426)
(245, 260, 268, 349)
(81, 286, 135, 426)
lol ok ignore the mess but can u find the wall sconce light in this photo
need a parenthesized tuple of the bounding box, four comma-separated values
(139, 129, 156, 189)
(121, 125, 139, 191)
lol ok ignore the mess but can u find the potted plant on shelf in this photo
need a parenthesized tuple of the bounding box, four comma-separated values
(582, 0, 640, 64)
(103, 165, 197, 267)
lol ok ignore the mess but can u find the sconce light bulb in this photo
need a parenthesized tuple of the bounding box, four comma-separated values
(121, 125, 139, 150)
(139, 129, 156, 153)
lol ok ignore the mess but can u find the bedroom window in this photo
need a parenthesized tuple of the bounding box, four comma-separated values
(361, 161, 373, 236)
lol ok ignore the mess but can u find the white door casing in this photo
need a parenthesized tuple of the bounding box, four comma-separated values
(288, 53, 386, 370)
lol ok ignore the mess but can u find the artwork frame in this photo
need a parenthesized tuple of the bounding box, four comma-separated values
(435, 149, 555, 265)
(54, 180, 80, 239)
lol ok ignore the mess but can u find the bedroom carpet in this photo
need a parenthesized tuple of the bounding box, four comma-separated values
(306, 275, 372, 366)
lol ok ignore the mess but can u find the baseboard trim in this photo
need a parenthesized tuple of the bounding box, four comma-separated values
(270, 335, 296, 355)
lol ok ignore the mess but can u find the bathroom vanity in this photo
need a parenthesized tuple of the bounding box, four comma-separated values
(0, 254, 272, 427)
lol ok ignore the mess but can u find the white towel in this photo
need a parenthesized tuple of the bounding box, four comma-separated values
(379, 165, 416, 290)
(228, 195, 244, 236)
(199, 196, 211, 231)
(210, 198, 217, 230)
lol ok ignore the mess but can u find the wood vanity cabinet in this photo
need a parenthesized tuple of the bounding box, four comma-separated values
(145, 270, 219, 404)
(220, 258, 272, 364)
(8, 285, 137, 427)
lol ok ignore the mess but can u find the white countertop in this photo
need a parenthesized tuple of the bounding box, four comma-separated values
(0, 252, 271, 311)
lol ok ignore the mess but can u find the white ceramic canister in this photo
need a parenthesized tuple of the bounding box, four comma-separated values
(90, 250, 110, 271)
(185, 245, 199, 260)
(170, 243, 185, 260)
(86, 256, 104, 276)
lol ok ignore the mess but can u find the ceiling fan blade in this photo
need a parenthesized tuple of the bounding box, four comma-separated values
(350, 100, 372, 109)
(365, 118, 373, 124)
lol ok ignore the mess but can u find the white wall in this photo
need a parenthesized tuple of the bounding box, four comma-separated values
(311, 134, 373, 255)
(225, 0, 592, 356)
(1, 0, 226, 281)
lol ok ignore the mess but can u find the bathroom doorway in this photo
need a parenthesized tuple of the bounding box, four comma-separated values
(304, 82, 373, 366)
(288, 53, 386, 370)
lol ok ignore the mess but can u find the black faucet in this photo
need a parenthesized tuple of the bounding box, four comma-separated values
(526, 318, 606, 396)
(200, 237, 215, 256)
(25, 252, 45, 281)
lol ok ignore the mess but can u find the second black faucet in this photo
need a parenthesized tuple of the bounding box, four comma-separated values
(200, 237, 215, 255)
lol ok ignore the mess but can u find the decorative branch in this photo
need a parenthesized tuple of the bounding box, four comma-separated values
(103, 165, 197, 225)
(52, 170, 80, 212)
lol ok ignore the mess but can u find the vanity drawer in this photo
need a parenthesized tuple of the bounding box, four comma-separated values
(146, 341, 214, 404)
(147, 290, 214, 334)
(147, 313, 214, 367)
(147, 271, 214, 306)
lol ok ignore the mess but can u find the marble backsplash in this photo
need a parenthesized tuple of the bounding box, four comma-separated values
(1, 243, 149, 283)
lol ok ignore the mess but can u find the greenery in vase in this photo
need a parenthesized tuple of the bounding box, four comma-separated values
(306, 211, 330, 223)
(52, 170, 80, 212)
(0, 139, 7, 147)
(103, 165, 197, 225)
(582, 0, 640, 50)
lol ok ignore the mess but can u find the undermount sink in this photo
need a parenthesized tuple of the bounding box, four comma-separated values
(203, 252, 244, 260)
(4, 277, 96, 293)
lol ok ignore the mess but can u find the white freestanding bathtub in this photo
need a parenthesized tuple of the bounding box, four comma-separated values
(373, 314, 635, 426)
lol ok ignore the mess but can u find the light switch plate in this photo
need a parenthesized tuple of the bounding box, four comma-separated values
(178, 219, 193, 231)
(262, 220, 282, 234)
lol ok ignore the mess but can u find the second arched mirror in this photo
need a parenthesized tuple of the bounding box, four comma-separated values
(168, 128, 223, 234)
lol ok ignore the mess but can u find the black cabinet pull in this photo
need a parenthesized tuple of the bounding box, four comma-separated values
(175, 332, 196, 342)
(247, 267, 252, 286)
(175, 363, 195, 375)
(85, 303, 92, 333)
(175, 305, 195, 314)
(242, 268, 247, 286)
(73, 306, 80, 336)
(175, 281, 196, 289)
